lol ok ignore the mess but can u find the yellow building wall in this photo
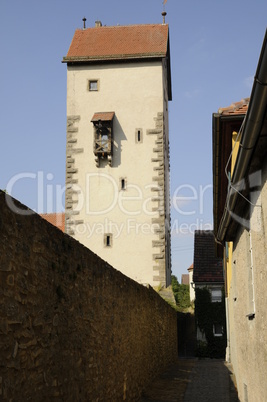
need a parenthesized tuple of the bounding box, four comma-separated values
(231, 131, 240, 176)
(225, 129, 239, 295)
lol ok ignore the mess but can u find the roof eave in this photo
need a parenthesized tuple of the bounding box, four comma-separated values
(194, 281, 224, 286)
(212, 113, 246, 238)
(62, 53, 166, 64)
(216, 28, 267, 244)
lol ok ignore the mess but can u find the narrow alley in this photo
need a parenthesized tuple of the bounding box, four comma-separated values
(140, 359, 239, 402)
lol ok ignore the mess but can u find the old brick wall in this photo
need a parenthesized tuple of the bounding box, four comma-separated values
(0, 191, 177, 401)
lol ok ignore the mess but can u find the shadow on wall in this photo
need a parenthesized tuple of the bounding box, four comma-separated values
(111, 116, 127, 168)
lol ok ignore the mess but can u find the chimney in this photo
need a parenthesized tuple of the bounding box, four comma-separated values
(95, 21, 102, 27)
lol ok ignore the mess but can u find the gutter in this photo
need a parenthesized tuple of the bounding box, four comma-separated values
(216, 29, 267, 243)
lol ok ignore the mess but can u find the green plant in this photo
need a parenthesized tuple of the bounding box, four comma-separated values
(171, 275, 191, 310)
(194, 287, 226, 358)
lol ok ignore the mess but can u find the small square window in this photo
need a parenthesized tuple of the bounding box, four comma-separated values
(104, 233, 112, 247)
(211, 289, 222, 303)
(213, 323, 223, 337)
(89, 80, 99, 91)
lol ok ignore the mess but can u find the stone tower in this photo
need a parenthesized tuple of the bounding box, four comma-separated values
(63, 20, 172, 287)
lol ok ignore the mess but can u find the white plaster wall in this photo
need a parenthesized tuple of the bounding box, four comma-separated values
(188, 269, 195, 301)
(66, 61, 166, 285)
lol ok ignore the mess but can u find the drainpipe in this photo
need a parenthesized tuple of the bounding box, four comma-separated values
(217, 28, 267, 243)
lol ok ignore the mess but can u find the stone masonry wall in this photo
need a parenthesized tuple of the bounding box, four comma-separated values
(0, 191, 177, 401)
(147, 112, 168, 285)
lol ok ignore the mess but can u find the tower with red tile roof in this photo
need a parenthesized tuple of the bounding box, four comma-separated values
(62, 19, 172, 286)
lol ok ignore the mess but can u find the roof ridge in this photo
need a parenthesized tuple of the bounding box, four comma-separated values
(76, 23, 168, 30)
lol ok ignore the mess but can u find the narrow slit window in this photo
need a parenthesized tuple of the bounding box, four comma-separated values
(120, 178, 126, 190)
(135, 128, 143, 143)
(104, 233, 112, 247)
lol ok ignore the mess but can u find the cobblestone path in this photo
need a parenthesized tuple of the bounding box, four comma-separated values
(140, 359, 239, 402)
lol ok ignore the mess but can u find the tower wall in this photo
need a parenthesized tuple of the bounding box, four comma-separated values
(65, 60, 171, 286)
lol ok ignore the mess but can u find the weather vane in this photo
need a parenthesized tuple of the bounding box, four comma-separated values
(162, 0, 167, 23)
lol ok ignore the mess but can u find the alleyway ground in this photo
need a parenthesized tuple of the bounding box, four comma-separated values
(140, 358, 239, 402)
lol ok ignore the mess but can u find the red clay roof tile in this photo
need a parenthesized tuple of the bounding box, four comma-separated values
(218, 98, 249, 116)
(91, 112, 115, 122)
(63, 24, 169, 62)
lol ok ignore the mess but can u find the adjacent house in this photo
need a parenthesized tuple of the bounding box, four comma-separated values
(193, 230, 226, 357)
(62, 19, 172, 287)
(181, 273, 189, 285)
(212, 29, 267, 401)
(187, 263, 195, 301)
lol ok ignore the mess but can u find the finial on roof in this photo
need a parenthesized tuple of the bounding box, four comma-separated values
(162, 0, 167, 24)
(82, 17, 87, 29)
(162, 11, 167, 24)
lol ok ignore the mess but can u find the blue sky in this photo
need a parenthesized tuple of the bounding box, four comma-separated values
(1, 0, 266, 281)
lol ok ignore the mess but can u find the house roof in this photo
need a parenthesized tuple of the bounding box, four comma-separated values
(218, 98, 249, 116)
(63, 24, 169, 62)
(40, 213, 65, 232)
(193, 230, 224, 284)
(187, 263, 193, 272)
(91, 112, 115, 122)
